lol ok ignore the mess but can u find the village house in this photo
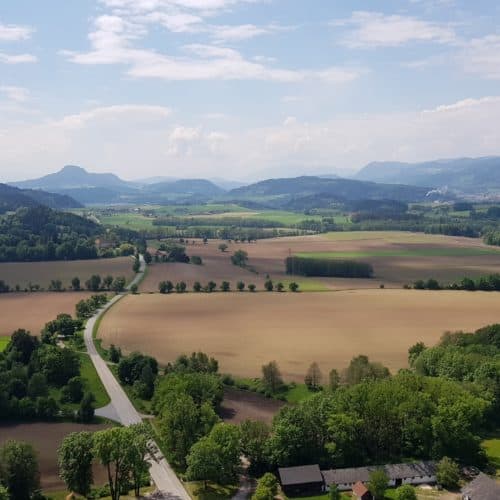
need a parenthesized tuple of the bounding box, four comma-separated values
(278, 465, 324, 497)
(322, 461, 437, 491)
(278, 461, 437, 497)
(461, 472, 500, 500)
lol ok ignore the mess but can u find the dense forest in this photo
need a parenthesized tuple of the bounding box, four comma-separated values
(0, 207, 99, 262)
(286, 256, 374, 278)
(0, 207, 141, 262)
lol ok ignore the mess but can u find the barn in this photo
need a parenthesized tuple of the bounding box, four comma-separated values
(278, 465, 325, 496)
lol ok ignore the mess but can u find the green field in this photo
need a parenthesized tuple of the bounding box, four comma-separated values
(297, 247, 500, 259)
(280, 279, 330, 292)
(483, 437, 500, 474)
(99, 213, 156, 230)
(0, 336, 10, 352)
(79, 352, 110, 408)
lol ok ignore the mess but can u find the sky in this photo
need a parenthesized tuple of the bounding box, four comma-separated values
(1, 0, 500, 182)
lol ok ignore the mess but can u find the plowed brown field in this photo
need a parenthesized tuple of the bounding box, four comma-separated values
(0, 292, 92, 337)
(0, 256, 134, 290)
(98, 290, 500, 381)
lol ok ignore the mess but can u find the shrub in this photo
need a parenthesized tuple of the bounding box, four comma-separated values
(191, 256, 203, 265)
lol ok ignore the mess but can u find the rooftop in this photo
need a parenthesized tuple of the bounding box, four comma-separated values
(279, 465, 324, 486)
(461, 473, 500, 500)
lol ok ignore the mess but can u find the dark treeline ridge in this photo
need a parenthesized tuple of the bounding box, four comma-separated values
(286, 256, 374, 278)
(411, 273, 500, 291)
(152, 216, 334, 233)
(0, 206, 142, 263)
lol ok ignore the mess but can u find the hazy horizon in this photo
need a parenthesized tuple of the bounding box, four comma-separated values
(1, 0, 500, 181)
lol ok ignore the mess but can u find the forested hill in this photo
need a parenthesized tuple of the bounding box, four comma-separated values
(226, 176, 436, 209)
(0, 206, 101, 262)
(0, 183, 82, 213)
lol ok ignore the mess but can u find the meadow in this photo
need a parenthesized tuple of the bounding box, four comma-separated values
(98, 290, 500, 381)
(0, 256, 135, 290)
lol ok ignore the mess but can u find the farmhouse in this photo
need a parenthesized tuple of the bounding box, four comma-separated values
(278, 462, 436, 497)
(278, 465, 324, 496)
(352, 481, 372, 500)
(461, 473, 500, 500)
(322, 461, 437, 491)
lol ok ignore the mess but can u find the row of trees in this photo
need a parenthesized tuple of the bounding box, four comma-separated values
(412, 273, 500, 291)
(158, 280, 300, 294)
(75, 294, 108, 319)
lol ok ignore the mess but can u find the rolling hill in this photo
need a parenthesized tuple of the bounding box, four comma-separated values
(0, 183, 82, 213)
(10, 166, 227, 205)
(225, 176, 437, 209)
(355, 156, 500, 193)
(12, 165, 131, 191)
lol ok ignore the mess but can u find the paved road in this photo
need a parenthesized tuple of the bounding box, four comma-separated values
(84, 256, 190, 499)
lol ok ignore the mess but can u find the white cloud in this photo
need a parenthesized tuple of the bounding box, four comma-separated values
(2, 96, 499, 181)
(459, 35, 500, 80)
(0, 86, 30, 102)
(0, 52, 37, 64)
(64, 15, 362, 83)
(210, 23, 290, 42)
(0, 22, 33, 41)
(334, 11, 456, 48)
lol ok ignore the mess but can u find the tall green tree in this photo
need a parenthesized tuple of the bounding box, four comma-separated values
(186, 437, 221, 489)
(0, 440, 40, 500)
(261, 361, 283, 394)
(58, 432, 94, 496)
(126, 424, 154, 497)
(436, 457, 460, 489)
(93, 428, 132, 500)
(368, 469, 389, 500)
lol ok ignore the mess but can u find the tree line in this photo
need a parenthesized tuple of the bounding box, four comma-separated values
(410, 273, 500, 291)
(158, 279, 300, 294)
(286, 256, 374, 278)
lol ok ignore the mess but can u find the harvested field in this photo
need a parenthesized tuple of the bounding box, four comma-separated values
(141, 232, 500, 291)
(0, 257, 135, 291)
(0, 422, 111, 491)
(141, 239, 269, 292)
(220, 387, 284, 424)
(98, 291, 500, 381)
(0, 292, 92, 337)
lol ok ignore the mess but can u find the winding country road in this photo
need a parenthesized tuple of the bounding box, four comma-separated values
(83, 256, 189, 499)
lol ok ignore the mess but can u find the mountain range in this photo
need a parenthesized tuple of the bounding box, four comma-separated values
(6, 165, 438, 208)
(355, 156, 500, 193)
(6, 156, 500, 209)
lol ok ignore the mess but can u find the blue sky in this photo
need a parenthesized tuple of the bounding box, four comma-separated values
(1, 0, 500, 181)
